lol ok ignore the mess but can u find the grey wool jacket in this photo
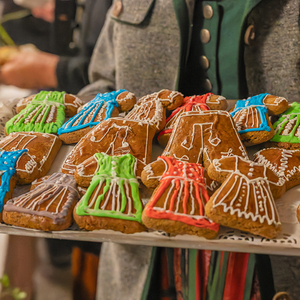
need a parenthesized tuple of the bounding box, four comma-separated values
(79, 0, 300, 299)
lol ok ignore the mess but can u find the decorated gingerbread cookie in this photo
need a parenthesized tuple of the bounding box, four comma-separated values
(162, 110, 248, 169)
(141, 156, 219, 238)
(3, 172, 80, 231)
(157, 93, 228, 147)
(16, 91, 82, 117)
(254, 148, 300, 190)
(205, 156, 286, 239)
(74, 153, 146, 234)
(6, 91, 82, 135)
(0, 132, 62, 184)
(61, 89, 184, 178)
(58, 90, 136, 144)
(0, 149, 27, 222)
(268, 102, 300, 150)
(230, 93, 289, 146)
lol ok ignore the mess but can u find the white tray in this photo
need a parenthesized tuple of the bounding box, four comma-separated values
(0, 129, 299, 256)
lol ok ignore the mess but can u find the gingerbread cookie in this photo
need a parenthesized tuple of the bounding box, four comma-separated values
(62, 89, 184, 178)
(162, 110, 248, 169)
(205, 156, 286, 239)
(268, 102, 300, 150)
(0, 132, 62, 184)
(58, 90, 136, 144)
(3, 173, 80, 231)
(230, 93, 289, 146)
(0, 149, 27, 222)
(6, 91, 82, 135)
(74, 153, 146, 234)
(158, 93, 228, 147)
(141, 156, 219, 238)
(16, 91, 82, 117)
(254, 148, 300, 190)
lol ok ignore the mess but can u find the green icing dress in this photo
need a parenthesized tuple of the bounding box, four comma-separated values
(5, 91, 66, 135)
(271, 102, 300, 144)
(76, 153, 143, 223)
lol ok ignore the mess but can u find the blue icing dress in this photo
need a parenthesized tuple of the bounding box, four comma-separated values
(58, 90, 126, 135)
(0, 149, 27, 212)
(230, 93, 271, 134)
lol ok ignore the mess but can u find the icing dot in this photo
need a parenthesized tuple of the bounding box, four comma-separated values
(90, 136, 96, 142)
(173, 171, 177, 175)
(247, 172, 253, 177)
(249, 168, 254, 172)
(189, 173, 193, 177)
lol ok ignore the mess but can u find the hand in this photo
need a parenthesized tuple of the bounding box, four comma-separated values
(0, 51, 59, 89)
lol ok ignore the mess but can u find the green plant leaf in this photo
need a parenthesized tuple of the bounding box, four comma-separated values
(0, 274, 10, 288)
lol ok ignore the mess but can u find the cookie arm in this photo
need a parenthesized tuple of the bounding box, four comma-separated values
(141, 159, 168, 189)
(116, 91, 136, 112)
(207, 157, 236, 183)
(265, 168, 287, 199)
(64, 94, 83, 117)
(74, 156, 99, 188)
(16, 95, 36, 113)
(263, 95, 289, 116)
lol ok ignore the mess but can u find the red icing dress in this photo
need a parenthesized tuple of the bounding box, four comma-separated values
(144, 156, 219, 232)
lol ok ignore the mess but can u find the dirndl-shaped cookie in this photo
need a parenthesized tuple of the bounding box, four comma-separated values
(0, 132, 62, 184)
(5, 91, 82, 135)
(268, 102, 300, 150)
(141, 156, 219, 239)
(3, 172, 80, 231)
(74, 153, 146, 234)
(205, 156, 286, 239)
(230, 93, 289, 146)
(0, 149, 27, 222)
(58, 90, 136, 144)
(254, 147, 300, 190)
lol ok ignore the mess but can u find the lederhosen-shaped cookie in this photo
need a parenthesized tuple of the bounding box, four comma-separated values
(230, 93, 288, 146)
(142, 156, 219, 239)
(162, 110, 248, 169)
(0, 149, 27, 222)
(5, 91, 81, 135)
(58, 90, 136, 144)
(157, 93, 228, 147)
(74, 153, 146, 233)
(205, 156, 286, 239)
(269, 102, 300, 150)
(3, 172, 80, 231)
(62, 90, 184, 180)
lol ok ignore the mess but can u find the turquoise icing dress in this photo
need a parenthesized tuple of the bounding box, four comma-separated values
(230, 93, 270, 134)
(58, 90, 126, 135)
(0, 149, 27, 212)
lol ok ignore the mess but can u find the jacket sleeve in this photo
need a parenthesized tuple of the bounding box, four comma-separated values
(56, 56, 90, 94)
(79, 6, 116, 96)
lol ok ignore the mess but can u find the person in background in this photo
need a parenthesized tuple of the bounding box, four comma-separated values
(0, 0, 112, 94)
(79, 1, 299, 300)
